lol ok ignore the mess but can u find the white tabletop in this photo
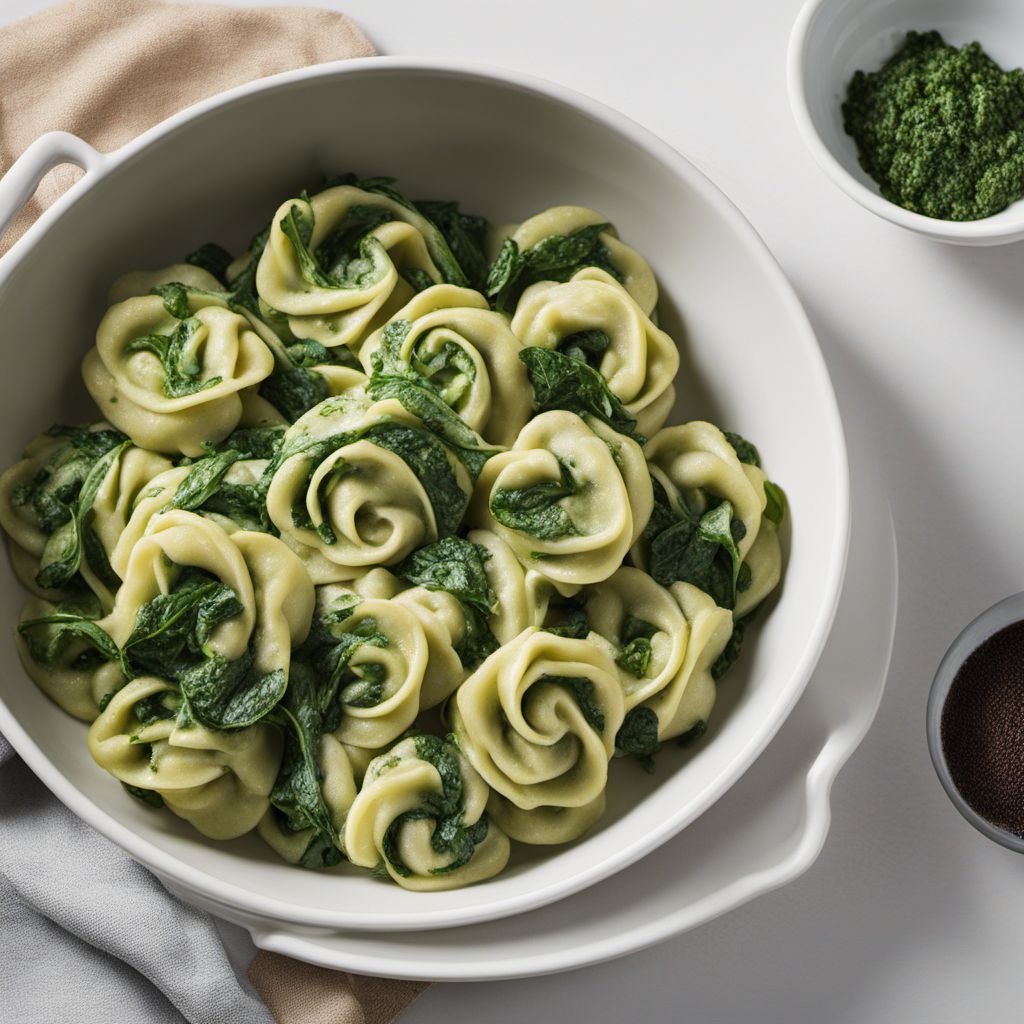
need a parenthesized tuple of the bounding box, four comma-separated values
(7, 0, 1024, 1020)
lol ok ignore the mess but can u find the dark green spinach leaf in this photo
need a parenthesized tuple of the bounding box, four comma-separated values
(485, 223, 623, 314)
(519, 346, 642, 443)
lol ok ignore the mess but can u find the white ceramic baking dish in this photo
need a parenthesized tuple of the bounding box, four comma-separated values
(0, 57, 849, 932)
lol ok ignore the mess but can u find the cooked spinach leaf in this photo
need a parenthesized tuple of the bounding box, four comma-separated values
(12, 427, 130, 592)
(396, 537, 499, 668)
(13, 426, 127, 533)
(18, 606, 119, 669)
(36, 440, 130, 591)
(559, 328, 611, 367)
(168, 449, 243, 512)
(712, 614, 750, 681)
(121, 566, 243, 675)
(260, 339, 359, 424)
(185, 242, 234, 285)
(763, 480, 787, 528)
(168, 447, 271, 533)
(212, 425, 286, 461)
(179, 654, 286, 731)
(397, 537, 495, 614)
(615, 705, 660, 772)
(519, 346, 642, 442)
(415, 200, 490, 291)
(489, 458, 580, 541)
(644, 478, 749, 609)
(151, 282, 191, 320)
(542, 596, 590, 639)
(615, 616, 658, 678)
(122, 783, 165, 809)
(269, 663, 344, 868)
(268, 600, 394, 866)
(116, 565, 282, 730)
(485, 223, 623, 314)
(723, 431, 761, 467)
(677, 719, 708, 746)
(225, 226, 270, 316)
(125, 318, 223, 399)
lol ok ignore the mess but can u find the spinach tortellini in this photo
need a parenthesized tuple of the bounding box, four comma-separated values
(256, 183, 466, 349)
(488, 205, 659, 316)
(587, 567, 733, 754)
(511, 267, 679, 437)
(83, 293, 275, 457)
(0, 425, 171, 608)
(470, 410, 653, 586)
(105, 510, 314, 729)
(343, 734, 510, 891)
(635, 420, 784, 617)
(0, 176, 788, 892)
(452, 628, 625, 844)
(266, 391, 472, 580)
(88, 676, 281, 839)
(360, 284, 531, 447)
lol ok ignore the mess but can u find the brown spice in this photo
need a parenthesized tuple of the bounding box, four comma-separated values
(941, 620, 1024, 837)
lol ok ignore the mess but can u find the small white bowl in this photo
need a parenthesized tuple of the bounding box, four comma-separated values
(788, 0, 1024, 245)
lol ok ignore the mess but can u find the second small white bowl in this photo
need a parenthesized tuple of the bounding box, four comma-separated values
(788, 0, 1024, 245)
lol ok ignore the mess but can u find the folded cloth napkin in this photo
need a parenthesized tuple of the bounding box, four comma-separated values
(0, 2, 428, 1021)
(0, 0, 375, 254)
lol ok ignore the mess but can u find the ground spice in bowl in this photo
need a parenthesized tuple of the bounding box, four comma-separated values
(940, 621, 1024, 838)
(843, 31, 1024, 221)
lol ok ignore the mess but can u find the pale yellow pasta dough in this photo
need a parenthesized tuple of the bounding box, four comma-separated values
(452, 627, 624, 843)
(360, 284, 531, 447)
(255, 185, 452, 348)
(88, 676, 281, 839)
(511, 267, 679, 437)
(83, 296, 274, 456)
(469, 410, 652, 586)
(343, 735, 510, 891)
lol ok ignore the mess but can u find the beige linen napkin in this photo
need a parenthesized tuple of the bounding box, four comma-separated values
(0, 0, 375, 254)
(0, 2, 428, 1020)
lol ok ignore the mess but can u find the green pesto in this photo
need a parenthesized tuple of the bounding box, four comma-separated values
(843, 31, 1024, 220)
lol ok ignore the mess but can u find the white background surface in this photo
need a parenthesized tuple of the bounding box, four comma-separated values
(6, 0, 1024, 1020)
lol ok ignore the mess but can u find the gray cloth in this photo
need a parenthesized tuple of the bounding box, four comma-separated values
(0, 734, 275, 1024)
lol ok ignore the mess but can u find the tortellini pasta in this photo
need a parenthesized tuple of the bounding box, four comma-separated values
(343, 734, 510, 891)
(360, 284, 532, 447)
(266, 392, 471, 580)
(469, 410, 653, 586)
(634, 420, 784, 619)
(1, 177, 787, 892)
(586, 567, 733, 745)
(468, 528, 557, 644)
(88, 676, 281, 839)
(83, 293, 275, 456)
(104, 510, 314, 729)
(256, 184, 464, 349)
(452, 628, 625, 844)
(257, 733, 357, 866)
(15, 596, 126, 721)
(510, 267, 679, 437)
(492, 205, 658, 316)
(0, 424, 171, 608)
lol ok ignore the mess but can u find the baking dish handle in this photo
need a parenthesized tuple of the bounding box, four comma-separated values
(0, 131, 103, 239)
